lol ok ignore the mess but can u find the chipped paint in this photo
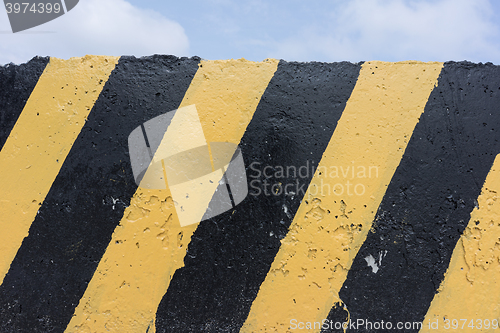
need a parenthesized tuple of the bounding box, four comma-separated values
(421, 154, 500, 333)
(0, 55, 119, 285)
(364, 250, 387, 274)
(64, 58, 278, 333)
(241, 61, 443, 333)
(154, 61, 362, 331)
(338, 61, 500, 327)
(2, 58, 500, 332)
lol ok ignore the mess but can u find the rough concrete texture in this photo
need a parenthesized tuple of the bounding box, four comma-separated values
(0, 56, 499, 333)
(0, 56, 49, 150)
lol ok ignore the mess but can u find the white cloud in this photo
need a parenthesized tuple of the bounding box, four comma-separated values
(269, 0, 500, 63)
(0, 0, 190, 65)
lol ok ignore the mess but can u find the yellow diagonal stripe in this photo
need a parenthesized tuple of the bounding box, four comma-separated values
(64, 59, 279, 333)
(420, 155, 500, 333)
(240, 61, 443, 333)
(0, 56, 119, 286)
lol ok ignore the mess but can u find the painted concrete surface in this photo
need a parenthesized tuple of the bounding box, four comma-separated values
(0, 56, 499, 333)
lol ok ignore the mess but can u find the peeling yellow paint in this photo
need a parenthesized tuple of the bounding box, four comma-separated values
(0, 56, 119, 286)
(240, 61, 443, 333)
(64, 58, 279, 333)
(420, 154, 500, 333)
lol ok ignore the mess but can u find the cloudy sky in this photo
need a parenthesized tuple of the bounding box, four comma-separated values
(1, 0, 500, 65)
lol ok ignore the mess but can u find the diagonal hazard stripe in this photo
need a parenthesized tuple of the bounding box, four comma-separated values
(0, 56, 119, 285)
(155, 61, 362, 332)
(240, 61, 443, 333)
(337, 62, 500, 331)
(64, 59, 279, 333)
(0, 55, 199, 332)
(0, 57, 49, 151)
(420, 154, 500, 333)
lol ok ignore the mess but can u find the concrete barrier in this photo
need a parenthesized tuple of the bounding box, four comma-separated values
(0, 56, 499, 332)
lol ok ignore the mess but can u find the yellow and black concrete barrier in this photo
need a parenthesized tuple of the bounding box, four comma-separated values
(0, 55, 499, 332)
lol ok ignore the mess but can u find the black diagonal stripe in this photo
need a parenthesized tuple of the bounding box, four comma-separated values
(154, 61, 362, 332)
(0, 55, 200, 333)
(0, 56, 49, 151)
(320, 62, 500, 333)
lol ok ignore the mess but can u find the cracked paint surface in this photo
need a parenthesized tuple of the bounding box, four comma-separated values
(4, 58, 500, 332)
(65, 189, 195, 333)
(64, 58, 278, 333)
(421, 154, 500, 333)
(0, 56, 119, 285)
(241, 61, 443, 333)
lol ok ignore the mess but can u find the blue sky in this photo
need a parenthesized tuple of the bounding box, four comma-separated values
(1, 0, 500, 65)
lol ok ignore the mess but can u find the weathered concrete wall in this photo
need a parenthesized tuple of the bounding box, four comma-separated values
(0, 56, 499, 333)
